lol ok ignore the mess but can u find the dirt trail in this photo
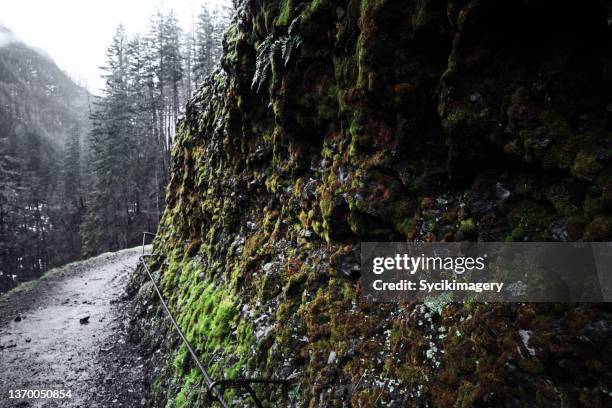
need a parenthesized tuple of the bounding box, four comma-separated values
(0, 247, 148, 408)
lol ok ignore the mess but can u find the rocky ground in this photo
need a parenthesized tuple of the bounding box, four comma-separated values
(0, 247, 150, 408)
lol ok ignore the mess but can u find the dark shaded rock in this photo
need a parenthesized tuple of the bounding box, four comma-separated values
(128, 1, 612, 407)
(579, 319, 612, 347)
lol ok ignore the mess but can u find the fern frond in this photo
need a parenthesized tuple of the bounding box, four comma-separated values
(251, 22, 303, 92)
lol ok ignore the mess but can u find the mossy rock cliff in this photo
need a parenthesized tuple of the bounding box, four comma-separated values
(130, 1, 612, 406)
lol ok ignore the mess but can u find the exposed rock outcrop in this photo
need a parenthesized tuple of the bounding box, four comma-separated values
(130, 1, 612, 406)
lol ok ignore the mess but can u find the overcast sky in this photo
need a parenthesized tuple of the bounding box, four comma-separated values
(1, 0, 229, 94)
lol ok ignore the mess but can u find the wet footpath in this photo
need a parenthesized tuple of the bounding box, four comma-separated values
(0, 247, 147, 408)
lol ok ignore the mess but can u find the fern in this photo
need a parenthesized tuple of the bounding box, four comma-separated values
(251, 16, 303, 93)
(282, 35, 303, 67)
(252, 35, 275, 93)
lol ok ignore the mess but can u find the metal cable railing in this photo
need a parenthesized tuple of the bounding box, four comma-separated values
(139, 232, 292, 407)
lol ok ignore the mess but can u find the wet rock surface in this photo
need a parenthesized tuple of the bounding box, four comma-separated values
(0, 248, 148, 408)
(131, 1, 612, 407)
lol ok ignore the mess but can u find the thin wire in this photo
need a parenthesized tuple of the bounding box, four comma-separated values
(140, 236, 229, 408)
(140, 233, 292, 408)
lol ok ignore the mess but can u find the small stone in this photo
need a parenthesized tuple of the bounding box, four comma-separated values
(549, 219, 568, 242)
(262, 262, 275, 273)
(327, 350, 336, 365)
(534, 138, 550, 148)
(14, 316, 21, 322)
(79, 316, 90, 325)
(495, 182, 511, 201)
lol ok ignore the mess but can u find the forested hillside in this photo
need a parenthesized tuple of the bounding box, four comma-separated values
(0, 25, 90, 292)
(130, 1, 612, 407)
(0, 4, 232, 293)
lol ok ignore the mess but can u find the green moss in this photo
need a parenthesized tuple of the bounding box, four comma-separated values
(441, 105, 493, 166)
(275, 0, 293, 26)
(571, 150, 603, 180)
(136, 1, 612, 407)
(174, 369, 200, 408)
(583, 217, 612, 241)
(518, 111, 576, 169)
(459, 218, 477, 237)
(506, 200, 555, 241)
(546, 183, 579, 216)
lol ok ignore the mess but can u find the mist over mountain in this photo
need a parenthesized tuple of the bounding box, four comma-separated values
(0, 25, 90, 292)
(0, 23, 90, 147)
(0, 24, 18, 47)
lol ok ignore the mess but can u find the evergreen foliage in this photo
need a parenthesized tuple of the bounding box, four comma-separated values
(0, 4, 232, 292)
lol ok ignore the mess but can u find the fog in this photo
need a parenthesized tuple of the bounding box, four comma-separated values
(0, 25, 19, 48)
(0, 0, 230, 94)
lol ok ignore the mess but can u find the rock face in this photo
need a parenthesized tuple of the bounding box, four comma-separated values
(131, 1, 612, 406)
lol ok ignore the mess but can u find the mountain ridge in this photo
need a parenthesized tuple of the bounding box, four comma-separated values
(0, 24, 91, 293)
